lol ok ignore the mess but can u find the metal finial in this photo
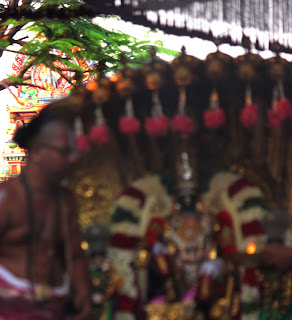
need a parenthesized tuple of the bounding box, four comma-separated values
(181, 45, 186, 55)
(213, 38, 222, 48)
(120, 53, 128, 66)
(149, 46, 157, 58)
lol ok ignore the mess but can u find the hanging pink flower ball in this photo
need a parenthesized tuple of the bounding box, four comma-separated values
(267, 109, 282, 128)
(89, 124, 110, 146)
(76, 134, 90, 153)
(240, 103, 258, 128)
(119, 116, 141, 135)
(171, 115, 194, 134)
(277, 98, 291, 120)
(145, 115, 168, 136)
(204, 108, 226, 129)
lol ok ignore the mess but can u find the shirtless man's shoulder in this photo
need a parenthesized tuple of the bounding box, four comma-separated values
(0, 177, 23, 223)
(0, 176, 19, 195)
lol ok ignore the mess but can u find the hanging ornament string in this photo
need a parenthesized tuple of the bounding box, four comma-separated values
(119, 97, 141, 135)
(152, 91, 163, 118)
(119, 97, 145, 176)
(145, 91, 168, 136)
(266, 88, 286, 189)
(203, 89, 226, 129)
(267, 81, 292, 128)
(267, 86, 282, 128)
(240, 84, 258, 128)
(178, 86, 186, 116)
(75, 116, 90, 153)
(171, 87, 194, 135)
(89, 106, 110, 146)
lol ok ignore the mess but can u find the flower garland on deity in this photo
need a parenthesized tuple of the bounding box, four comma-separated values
(203, 170, 268, 320)
(106, 175, 172, 320)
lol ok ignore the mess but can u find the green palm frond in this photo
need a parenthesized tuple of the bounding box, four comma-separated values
(0, 1, 179, 88)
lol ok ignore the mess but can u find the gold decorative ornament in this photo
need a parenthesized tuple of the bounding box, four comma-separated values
(266, 56, 288, 81)
(235, 53, 262, 81)
(143, 47, 169, 91)
(145, 72, 164, 91)
(70, 158, 123, 229)
(86, 77, 111, 105)
(173, 66, 193, 87)
(134, 249, 149, 268)
(171, 46, 200, 86)
(146, 302, 194, 320)
(205, 51, 232, 80)
(114, 77, 137, 97)
(110, 55, 141, 98)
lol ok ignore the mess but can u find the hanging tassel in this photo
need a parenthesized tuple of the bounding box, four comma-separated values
(266, 84, 290, 128)
(240, 85, 258, 128)
(171, 87, 194, 135)
(171, 115, 194, 134)
(145, 116, 168, 136)
(277, 98, 291, 120)
(145, 91, 168, 136)
(75, 116, 90, 153)
(267, 109, 282, 128)
(89, 107, 110, 146)
(203, 90, 226, 129)
(119, 97, 141, 135)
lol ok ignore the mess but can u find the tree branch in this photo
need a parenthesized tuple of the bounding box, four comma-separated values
(0, 47, 38, 56)
(55, 69, 73, 85)
(0, 80, 24, 105)
(6, 25, 25, 40)
(0, 60, 33, 92)
(48, 62, 73, 85)
(18, 62, 33, 78)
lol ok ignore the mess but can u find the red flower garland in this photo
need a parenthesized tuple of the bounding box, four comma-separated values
(145, 115, 168, 136)
(277, 98, 291, 120)
(240, 103, 258, 127)
(76, 134, 90, 153)
(171, 115, 194, 134)
(267, 109, 282, 128)
(119, 116, 141, 135)
(204, 108, 226, 129)
(89, 124, 110, 146)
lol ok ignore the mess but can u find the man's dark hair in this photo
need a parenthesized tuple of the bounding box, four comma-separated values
(13, 109, 65, 149)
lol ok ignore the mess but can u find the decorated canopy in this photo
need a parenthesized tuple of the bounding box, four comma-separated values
(2, 0, 292, 222)
(104, 0, 292, 53)
(2, 1, 292, 53)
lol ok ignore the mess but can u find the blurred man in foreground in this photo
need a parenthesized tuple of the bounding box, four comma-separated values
(0, 109, 90, 319)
